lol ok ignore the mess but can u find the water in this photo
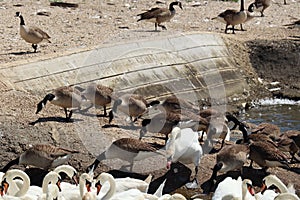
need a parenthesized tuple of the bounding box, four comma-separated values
(239, 98, 300, 132)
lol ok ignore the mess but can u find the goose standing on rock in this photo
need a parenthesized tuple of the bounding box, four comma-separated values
(36, 86, 84, 121)
(108, 94, 152, 124)
(86, 138, 161, 172)
(15, 12, 51, 53)
(0, 144, 79, 172)
(212, 0, 247, 34)
(137, 1, 183, 31)
(75, 83, 113, 116)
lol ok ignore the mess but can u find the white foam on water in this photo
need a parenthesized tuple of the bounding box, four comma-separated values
(255, 98, 300, 106)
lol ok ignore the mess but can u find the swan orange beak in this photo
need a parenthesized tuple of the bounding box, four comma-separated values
(72, 175, 79, 186)
(2, 182, 9, 195)
(261, 182, 267, 194)
(95, 181, 102, 195)
(247, 183, 255, 196)
(56, 180, 62, 192)
(86, 180, 92, 192)
(0, 185, 4, 196)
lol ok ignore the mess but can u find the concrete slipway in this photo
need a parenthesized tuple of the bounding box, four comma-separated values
(0, 32, 248, 105)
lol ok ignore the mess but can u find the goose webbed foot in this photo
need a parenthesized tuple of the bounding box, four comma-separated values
(32, 44, 38, 53)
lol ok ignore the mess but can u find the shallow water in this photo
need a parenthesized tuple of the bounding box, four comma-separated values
(239, 99, 300, 132)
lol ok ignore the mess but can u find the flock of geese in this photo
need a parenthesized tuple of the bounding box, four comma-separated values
(15, 0, 296, 52)
(0, 81, 299, 199)
(6, 0, 299, 199)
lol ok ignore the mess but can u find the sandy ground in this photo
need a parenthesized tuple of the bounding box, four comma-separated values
(0, 0, 299, 199)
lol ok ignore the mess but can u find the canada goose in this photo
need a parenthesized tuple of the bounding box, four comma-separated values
(166, 127, 203, 188)
(95, 172, 145, 200)
(212, 0, 247, 34)
(108, 94, 151, 124)
(0, 144, 79, 172)
(248, 0, 271, 17)
(36, 86, 84, 121)
(240, 9, 256, 31)
(249, 140, 289, 170)
(149, 95, 200, 114)
(210, 143, 249, 176)
(137, 1, 183, 31)
(251, 123, 281, 140)
(75, 83, 113, 116)
(15, 12, 51, 53)
(86, 138, 159, 172)
(281, 130, 300, 148)
(277, 136, 299, 163)
(212, 177, 255, 200)
(140, 110, 208, 143)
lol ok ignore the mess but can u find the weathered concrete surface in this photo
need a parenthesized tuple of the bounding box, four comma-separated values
(0, 32, 248, 105)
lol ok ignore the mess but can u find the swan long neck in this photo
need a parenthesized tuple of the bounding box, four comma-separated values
(79, 173, 91, 198)
(42, 172, 60, 194)
(102, 174, 116, 200)
(270, 177, 289, 193)
(5, 170, 30, 197)
(166, 130, 179, 160)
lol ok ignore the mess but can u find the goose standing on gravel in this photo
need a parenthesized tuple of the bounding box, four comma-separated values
(86, 138, 160, 172)
(207, 144, 249, 191)
(75, 83, 113, 116)
(137, 1, 183, 31)
(212, 0, 247, 34)
(249, 140, 289, 171)
(15, 12, 51, 53)
(108, 94, 152, 124)
(248, 0, 272, 17)
(165, 127, 203, 188)
(0, 144, 79, 172)
(36, 86, 84, 121)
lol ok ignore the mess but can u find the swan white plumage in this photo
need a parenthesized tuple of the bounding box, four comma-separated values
(212, 177, 256, 200)
(37, 171, 64, 200)
(274, 193, 300, 200)
(96, 172, 145, 200)
(53, 165, 78, 193)
(165, 127, 203, 188)
(95, 173, 151, 194)
(0, 169, 38, 200)
(262, 174, 296, 194)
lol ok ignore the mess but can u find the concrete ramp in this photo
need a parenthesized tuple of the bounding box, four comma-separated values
(0, 32, 248, 104)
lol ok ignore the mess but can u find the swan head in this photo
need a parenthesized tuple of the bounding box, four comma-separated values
(43, 171, 62, 193)
(243, 179, 255, 196)
(80, 173, 93, 193)
(95, 173, 114, 195)
(54, 165, 78, 186)
(262, 175, 282, 192)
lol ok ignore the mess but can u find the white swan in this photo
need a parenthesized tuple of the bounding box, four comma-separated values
(262, 174, 296, 194)
(95, 173, 151, 194)
(96, 172, 145, 200)
(165, 127, 203, 188)
(37, 171, 64, 200)
(274, 193, 300, 200)
(53, 165, 78, 190)
(212, 177, 256, 200)
(0, 169, 37, 200)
